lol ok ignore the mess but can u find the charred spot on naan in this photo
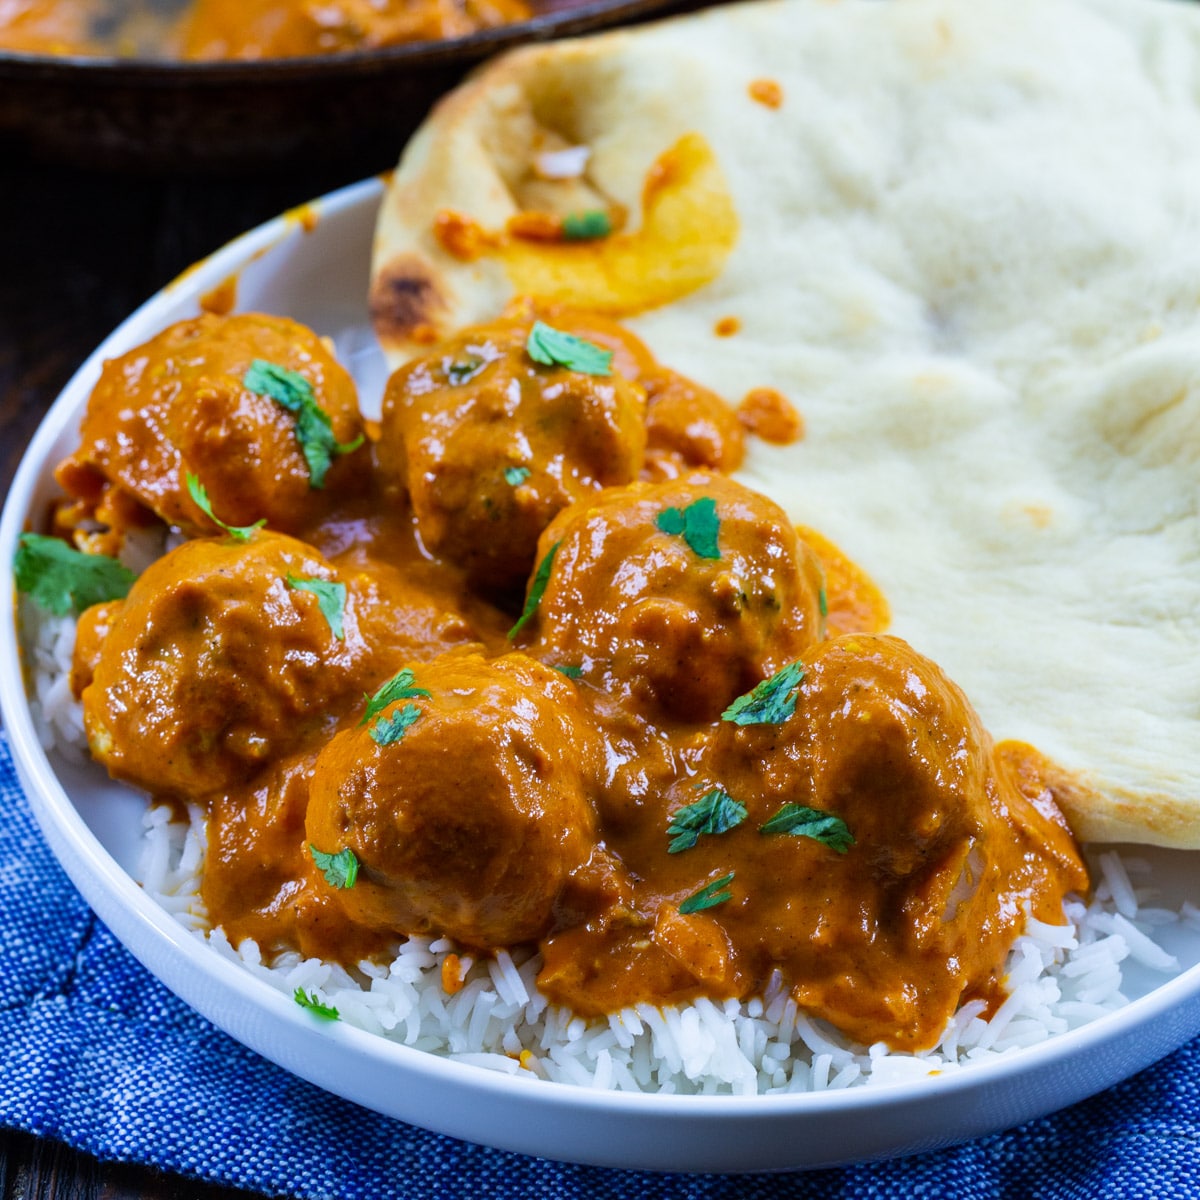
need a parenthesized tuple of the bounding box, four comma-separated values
(368, 254, 451, 351)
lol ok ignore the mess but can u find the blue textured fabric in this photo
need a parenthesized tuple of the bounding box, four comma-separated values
(2, 732, 1199, 1200)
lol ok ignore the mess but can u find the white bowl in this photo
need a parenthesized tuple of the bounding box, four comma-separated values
(3, 176, 1200, 1173)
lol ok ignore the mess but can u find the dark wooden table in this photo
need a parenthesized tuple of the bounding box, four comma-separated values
(0, 130, 399, 1200)
(0, 136, 385, 500)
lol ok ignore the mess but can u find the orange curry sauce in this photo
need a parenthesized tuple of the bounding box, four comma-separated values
(56, 305, 1085, 1053)
(0, 0, 530, 59)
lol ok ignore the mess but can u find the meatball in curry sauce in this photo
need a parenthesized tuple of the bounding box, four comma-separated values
(56, 312, 367, 543)
(378, 315, 648, 595)
(521, 471, 825, 723)
(54, 306, 1087, 1053)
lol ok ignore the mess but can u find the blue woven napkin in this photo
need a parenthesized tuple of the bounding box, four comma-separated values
(1, 731, 1198, 1200)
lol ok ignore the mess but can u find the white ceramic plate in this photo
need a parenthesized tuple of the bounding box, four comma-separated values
(3, 176, 1200, 1173)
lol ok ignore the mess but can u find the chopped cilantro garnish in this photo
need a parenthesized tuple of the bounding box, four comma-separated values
(310, 844, 359, 889)
(553, 664, 583, 679)
(679, 872, 736, 915)
(446, 356, 483, 385)
(13, 533, 136, 617)
(759, 803, 854, 853)
(293, 987, 339, 1020)
(360, 668, 431, 726)
(504, 466, 531, 486)
(370, 702, 423, 747)
(185, 473, 266, 542)
(243, 358, 363, 489)
(562, 210, 613, 240)
(656, 496, 721, 559)
(243, 358, 310, 409)
(667, 788, 747, 854)
(287, 575, 346, 640)
(525, 322, 612, 376)
(722, 661, 805, 726)
(816, 561, 830, 639)
(508, 540, 560, 639)
(361, 669, 429, 746)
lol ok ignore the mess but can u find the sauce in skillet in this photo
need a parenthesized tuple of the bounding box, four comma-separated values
(0, 0, 530, 60)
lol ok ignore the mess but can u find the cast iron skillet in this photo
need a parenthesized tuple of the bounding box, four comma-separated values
(0, 0, 698, 172)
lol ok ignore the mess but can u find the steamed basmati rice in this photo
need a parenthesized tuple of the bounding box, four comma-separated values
(23, 604, 1188, 1095)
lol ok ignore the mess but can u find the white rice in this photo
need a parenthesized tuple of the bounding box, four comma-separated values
(25, 606, 1188, 1095)
(18, 594, 89, 761)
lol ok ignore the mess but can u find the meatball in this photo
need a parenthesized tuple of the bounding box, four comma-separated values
(518, 472, 826, 722)
(305, 652, 599, 949)
(704, 633, 1087, 1049)
(63, 312, 366, 537)
(377, 316, 647, 596)
(82, 531, 370, 801)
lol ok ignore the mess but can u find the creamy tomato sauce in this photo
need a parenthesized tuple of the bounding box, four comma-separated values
(0, 0, 530, 59)
(56, 305, 1086, 1052)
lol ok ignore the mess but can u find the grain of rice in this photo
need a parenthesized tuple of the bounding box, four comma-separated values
(1136, 908, 1179, 927)
(1096, 850, 1139, 918)
(591, 1050, 614, 1091)
(828, 1063, 861, 1090)
(1022, 913, 1079, 949)
(1104, 914, 1180, 972)
(452, 1052, 522, 1074)
(608, 1057, 640, 1093)
(1060, 938, 1129, 973)
(488, 950, 528, 1007)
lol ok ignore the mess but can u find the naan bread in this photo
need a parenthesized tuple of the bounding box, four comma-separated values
(369, 0, 1200, 847)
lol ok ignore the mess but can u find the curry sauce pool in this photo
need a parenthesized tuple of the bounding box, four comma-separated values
(13, 303, 1185, 1090)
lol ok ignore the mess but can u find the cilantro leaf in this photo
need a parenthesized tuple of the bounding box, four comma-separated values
(722, 661, 805, 726)
(243, 358, 363, 489)
(14, 533, 136, 617)
(287, 575, 346, 640)
(553, 664, 583, 679)
(186, 473, 266, 542)
(504, 466, 531, 486)
(293, 987, 339, 1020)
(667, 788, 747, 854)
(243, 358, 311, 410)
(759, 803, 854, 853)
(361, 667, 429, 748)
(525, 322, 612, 376)
(360, 668, 431, 726)
(446, 356, 483, 385)
(679, 872, 736, 915)
(508, 540, 560, 639)
(370, 702, 423, 747)
(310, 844, 359, 888)
(562, 210, 613, 240)
(655, 497, 720, 559)
(816, 560, 830, 639)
